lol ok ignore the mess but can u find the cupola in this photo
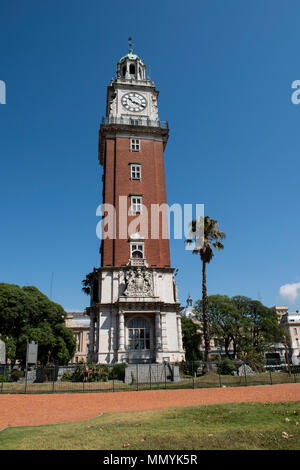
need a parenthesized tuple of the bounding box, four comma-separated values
(116, 37, 146, 81)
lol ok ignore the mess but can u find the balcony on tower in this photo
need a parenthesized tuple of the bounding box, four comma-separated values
(101, 115, 168, 129)
(98, 115, 169, 166)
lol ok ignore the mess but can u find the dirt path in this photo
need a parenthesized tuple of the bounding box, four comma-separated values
(0, 383, 300, 429)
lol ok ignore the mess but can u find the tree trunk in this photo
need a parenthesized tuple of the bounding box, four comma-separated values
(233, 340, 237, 359)
(202, 260, 211, 365)
(225, 338, 229, 357)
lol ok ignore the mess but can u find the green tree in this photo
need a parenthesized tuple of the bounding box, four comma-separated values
(194, 294, 286, 368)
(0, 283, 76, 364)
(186, 216, 225, 363)
(194, 295, 244, 358)
(231, 296, 286, 360)
(181, 316, 202, 361)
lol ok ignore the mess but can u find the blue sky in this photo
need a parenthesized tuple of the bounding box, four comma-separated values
(1, 0, 300, 311)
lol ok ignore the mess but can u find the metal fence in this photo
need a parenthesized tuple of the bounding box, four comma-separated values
(0, 361, 299, 394)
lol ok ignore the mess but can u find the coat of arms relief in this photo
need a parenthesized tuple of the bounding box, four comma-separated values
(123, 268, 154, 297)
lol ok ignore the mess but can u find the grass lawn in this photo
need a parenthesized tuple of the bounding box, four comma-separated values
(0, 401, 300, 450)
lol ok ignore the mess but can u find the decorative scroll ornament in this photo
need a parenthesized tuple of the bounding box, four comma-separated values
(151, 94, 158, 119)
(123, 268, 153, 297)
(109, 92, 117, 115)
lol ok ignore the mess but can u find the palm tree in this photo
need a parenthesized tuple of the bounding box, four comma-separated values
(186, 216, 225, 364)
(81, 272, 94, 295)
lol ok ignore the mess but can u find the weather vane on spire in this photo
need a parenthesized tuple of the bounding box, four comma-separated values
(128, 36, 133, 54)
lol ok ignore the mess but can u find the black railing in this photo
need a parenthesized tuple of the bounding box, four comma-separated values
(101, 116, 168, 129)
(0, 361, 298, 394)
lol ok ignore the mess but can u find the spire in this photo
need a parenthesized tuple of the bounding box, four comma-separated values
(116, 39, 146, 81)
(128, 36, 133, 54)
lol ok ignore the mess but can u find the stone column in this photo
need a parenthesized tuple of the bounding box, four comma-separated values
(95, 313, 100, 354)
(119, 312, 125, 351)
(155, 312, 162, 350)
(177, 315, 183, 351)
(109, 312, 113, 352)
(160, 313, 168, 351)
(88, 313, 95, 358)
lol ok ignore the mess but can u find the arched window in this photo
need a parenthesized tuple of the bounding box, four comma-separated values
(128, 318, 150, 350)
(122, 65, 126, 77)
(129, 64, 135, 75)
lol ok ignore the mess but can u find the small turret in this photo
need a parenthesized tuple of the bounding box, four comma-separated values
(116, 37, 147, 81)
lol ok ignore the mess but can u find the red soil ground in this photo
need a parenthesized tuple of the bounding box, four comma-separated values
(0, 383, 299, 429)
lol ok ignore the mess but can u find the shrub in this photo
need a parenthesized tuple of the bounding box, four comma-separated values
(72, 365, 85, 382)
(89, 366, 109, 382)
(179, 361, 194, 376)
(109, 363, 127, 381)
(61, 371, 73, 382)
(10, 369, 24, 382)
(210, 354, 222, 362)
(44, 367, 55, 381)
(73, 364, 111, 383)
(0, 374, 6, 382)
(89, 364, 109, 382)
(217, 358, 237, 375)
(239, 351, 265, 372)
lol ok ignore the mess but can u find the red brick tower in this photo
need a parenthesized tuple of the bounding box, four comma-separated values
(87, 41, 185, 364)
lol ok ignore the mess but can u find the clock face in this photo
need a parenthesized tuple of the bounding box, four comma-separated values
(121, 92, 147, 112)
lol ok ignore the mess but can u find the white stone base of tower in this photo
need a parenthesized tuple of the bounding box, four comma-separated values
(87, 265, 185, 364)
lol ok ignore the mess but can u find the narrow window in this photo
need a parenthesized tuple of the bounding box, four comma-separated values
(76, 333, 81, 352)
(131, 196, 142, 214)
(130, 138, 140, 151)
(129, 64, 135, 75)
(131, 164, 141, 180)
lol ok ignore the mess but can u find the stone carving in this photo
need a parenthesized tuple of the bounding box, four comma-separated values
(109, 92, 117, 115)
(151, 94, 158, 120)
(238, 364, 257, 376)
(0, 339, 6, 364)
(123, 268, 153, 297)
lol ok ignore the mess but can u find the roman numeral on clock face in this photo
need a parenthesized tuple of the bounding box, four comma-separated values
(121, 92, 147, 112)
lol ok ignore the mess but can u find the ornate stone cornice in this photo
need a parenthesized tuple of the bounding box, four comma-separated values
(95, 266, 175, 274)
(92, 300, 181, 312)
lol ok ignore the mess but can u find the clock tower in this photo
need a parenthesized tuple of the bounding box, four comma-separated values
(87, 40, 185, 364)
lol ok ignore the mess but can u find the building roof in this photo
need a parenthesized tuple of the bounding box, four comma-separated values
(66, 312, 90, 327)
(118, 37, 145, 66)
